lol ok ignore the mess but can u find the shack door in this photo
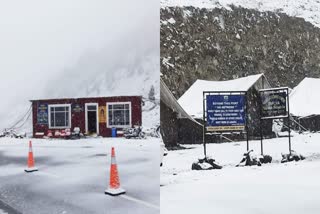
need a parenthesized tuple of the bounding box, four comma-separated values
(85, 104, 99, 134)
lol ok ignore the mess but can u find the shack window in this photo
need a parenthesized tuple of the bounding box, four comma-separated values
(107, 102, 131, 128)
(48, 104, 71, 129)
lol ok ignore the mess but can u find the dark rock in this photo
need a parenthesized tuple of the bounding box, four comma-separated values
(259, 154, 272, 164)
(161, 6, 320, 98)
(192, 162, 213, 170)
(206, 158, 222, 169)
(236, 150, 262, 167)
(191, 157, 222, 170)
(281, 151, 305, 163)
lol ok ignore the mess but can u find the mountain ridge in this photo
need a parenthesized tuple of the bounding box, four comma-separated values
(161, 5, 320, 98)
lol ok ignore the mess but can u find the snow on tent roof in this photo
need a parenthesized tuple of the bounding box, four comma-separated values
(161, 78, 202, 125)
(290, 77, 320, 117)
(178, 74, 264, 119)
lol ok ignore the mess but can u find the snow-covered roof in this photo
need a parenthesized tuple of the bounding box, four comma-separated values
(178, 74, 265, 118)
(290, 77, 320, 117)
(161, 78, 202, 125)
(29, 95, 142, 102)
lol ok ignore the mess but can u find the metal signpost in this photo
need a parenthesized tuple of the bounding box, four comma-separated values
(259, 87, 290, 155)
(203, 91, 248, 157)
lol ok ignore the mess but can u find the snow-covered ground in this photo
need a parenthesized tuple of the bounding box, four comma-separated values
(161, 131, 320, 214)
(161, 0, 320, 27)
(0, 137, 160, 214)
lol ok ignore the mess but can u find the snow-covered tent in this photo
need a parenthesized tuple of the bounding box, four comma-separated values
(160, 78, 203, 145)
(161, 78, 198, 121)
(179, 74, 267, 119)
(290, 78, 320, 117)
(290, 77, 320, 131)
(177, 74, 273, 141)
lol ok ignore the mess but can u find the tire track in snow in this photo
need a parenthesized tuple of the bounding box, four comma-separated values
(120, 195, 160, 210)
(0, 199, 21, 214)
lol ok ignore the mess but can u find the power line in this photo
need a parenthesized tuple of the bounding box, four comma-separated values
(14, 108, 32, 130)
(4, 104, 32, 131)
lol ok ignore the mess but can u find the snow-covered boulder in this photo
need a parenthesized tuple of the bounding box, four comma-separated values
(281, 150, 305, 163)
(192, 157, 222, 170)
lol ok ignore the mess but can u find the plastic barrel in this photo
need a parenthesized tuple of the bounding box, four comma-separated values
(111, 128, 117, 137)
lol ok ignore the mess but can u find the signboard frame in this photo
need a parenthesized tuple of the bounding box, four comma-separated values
(260, 87, 289, 119)
(99, 106, 107, 123)
(37, 103, 48, 125)
(72, 103, 83, 113)
(259, 87, 291, 155)
(203, 91, 249, 157)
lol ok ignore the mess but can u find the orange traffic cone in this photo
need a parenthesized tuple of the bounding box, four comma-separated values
(25, 141, 38, 173)
(105, 147, 126, 196)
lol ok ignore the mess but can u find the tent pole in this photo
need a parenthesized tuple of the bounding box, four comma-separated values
(259, 92, 264, 155)
(287, 88, 292, 155)
(203, 92, 206, 158)
(260, 119, 264, 155)
(245, 92, 249, 151)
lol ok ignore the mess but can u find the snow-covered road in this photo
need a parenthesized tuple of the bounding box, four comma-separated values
(161, 132, 320, 214)
(0, 198, 20, 214)
(0, 137, 160, 214)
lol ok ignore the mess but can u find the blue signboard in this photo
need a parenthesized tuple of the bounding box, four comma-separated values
(37, 103, 48, 125)
(206, 94, 245, 131)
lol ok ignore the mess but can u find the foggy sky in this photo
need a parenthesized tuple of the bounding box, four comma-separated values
(0, 0, 159, 130)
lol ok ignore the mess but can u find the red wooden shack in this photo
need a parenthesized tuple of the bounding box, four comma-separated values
(30, 96, 142, 138)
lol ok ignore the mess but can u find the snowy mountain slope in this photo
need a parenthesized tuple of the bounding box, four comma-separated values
(161, 0, 320, 28)
(2, 58, 159, 134)
(0, 42, 159, 133)
(40, 35, 160, 129)
(0, 1, 159, 133)
(43, 53, 159, 101)
(161, 5, 320, 98)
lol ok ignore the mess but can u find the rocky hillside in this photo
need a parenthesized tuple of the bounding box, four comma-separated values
(161, 5, 320, 98)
